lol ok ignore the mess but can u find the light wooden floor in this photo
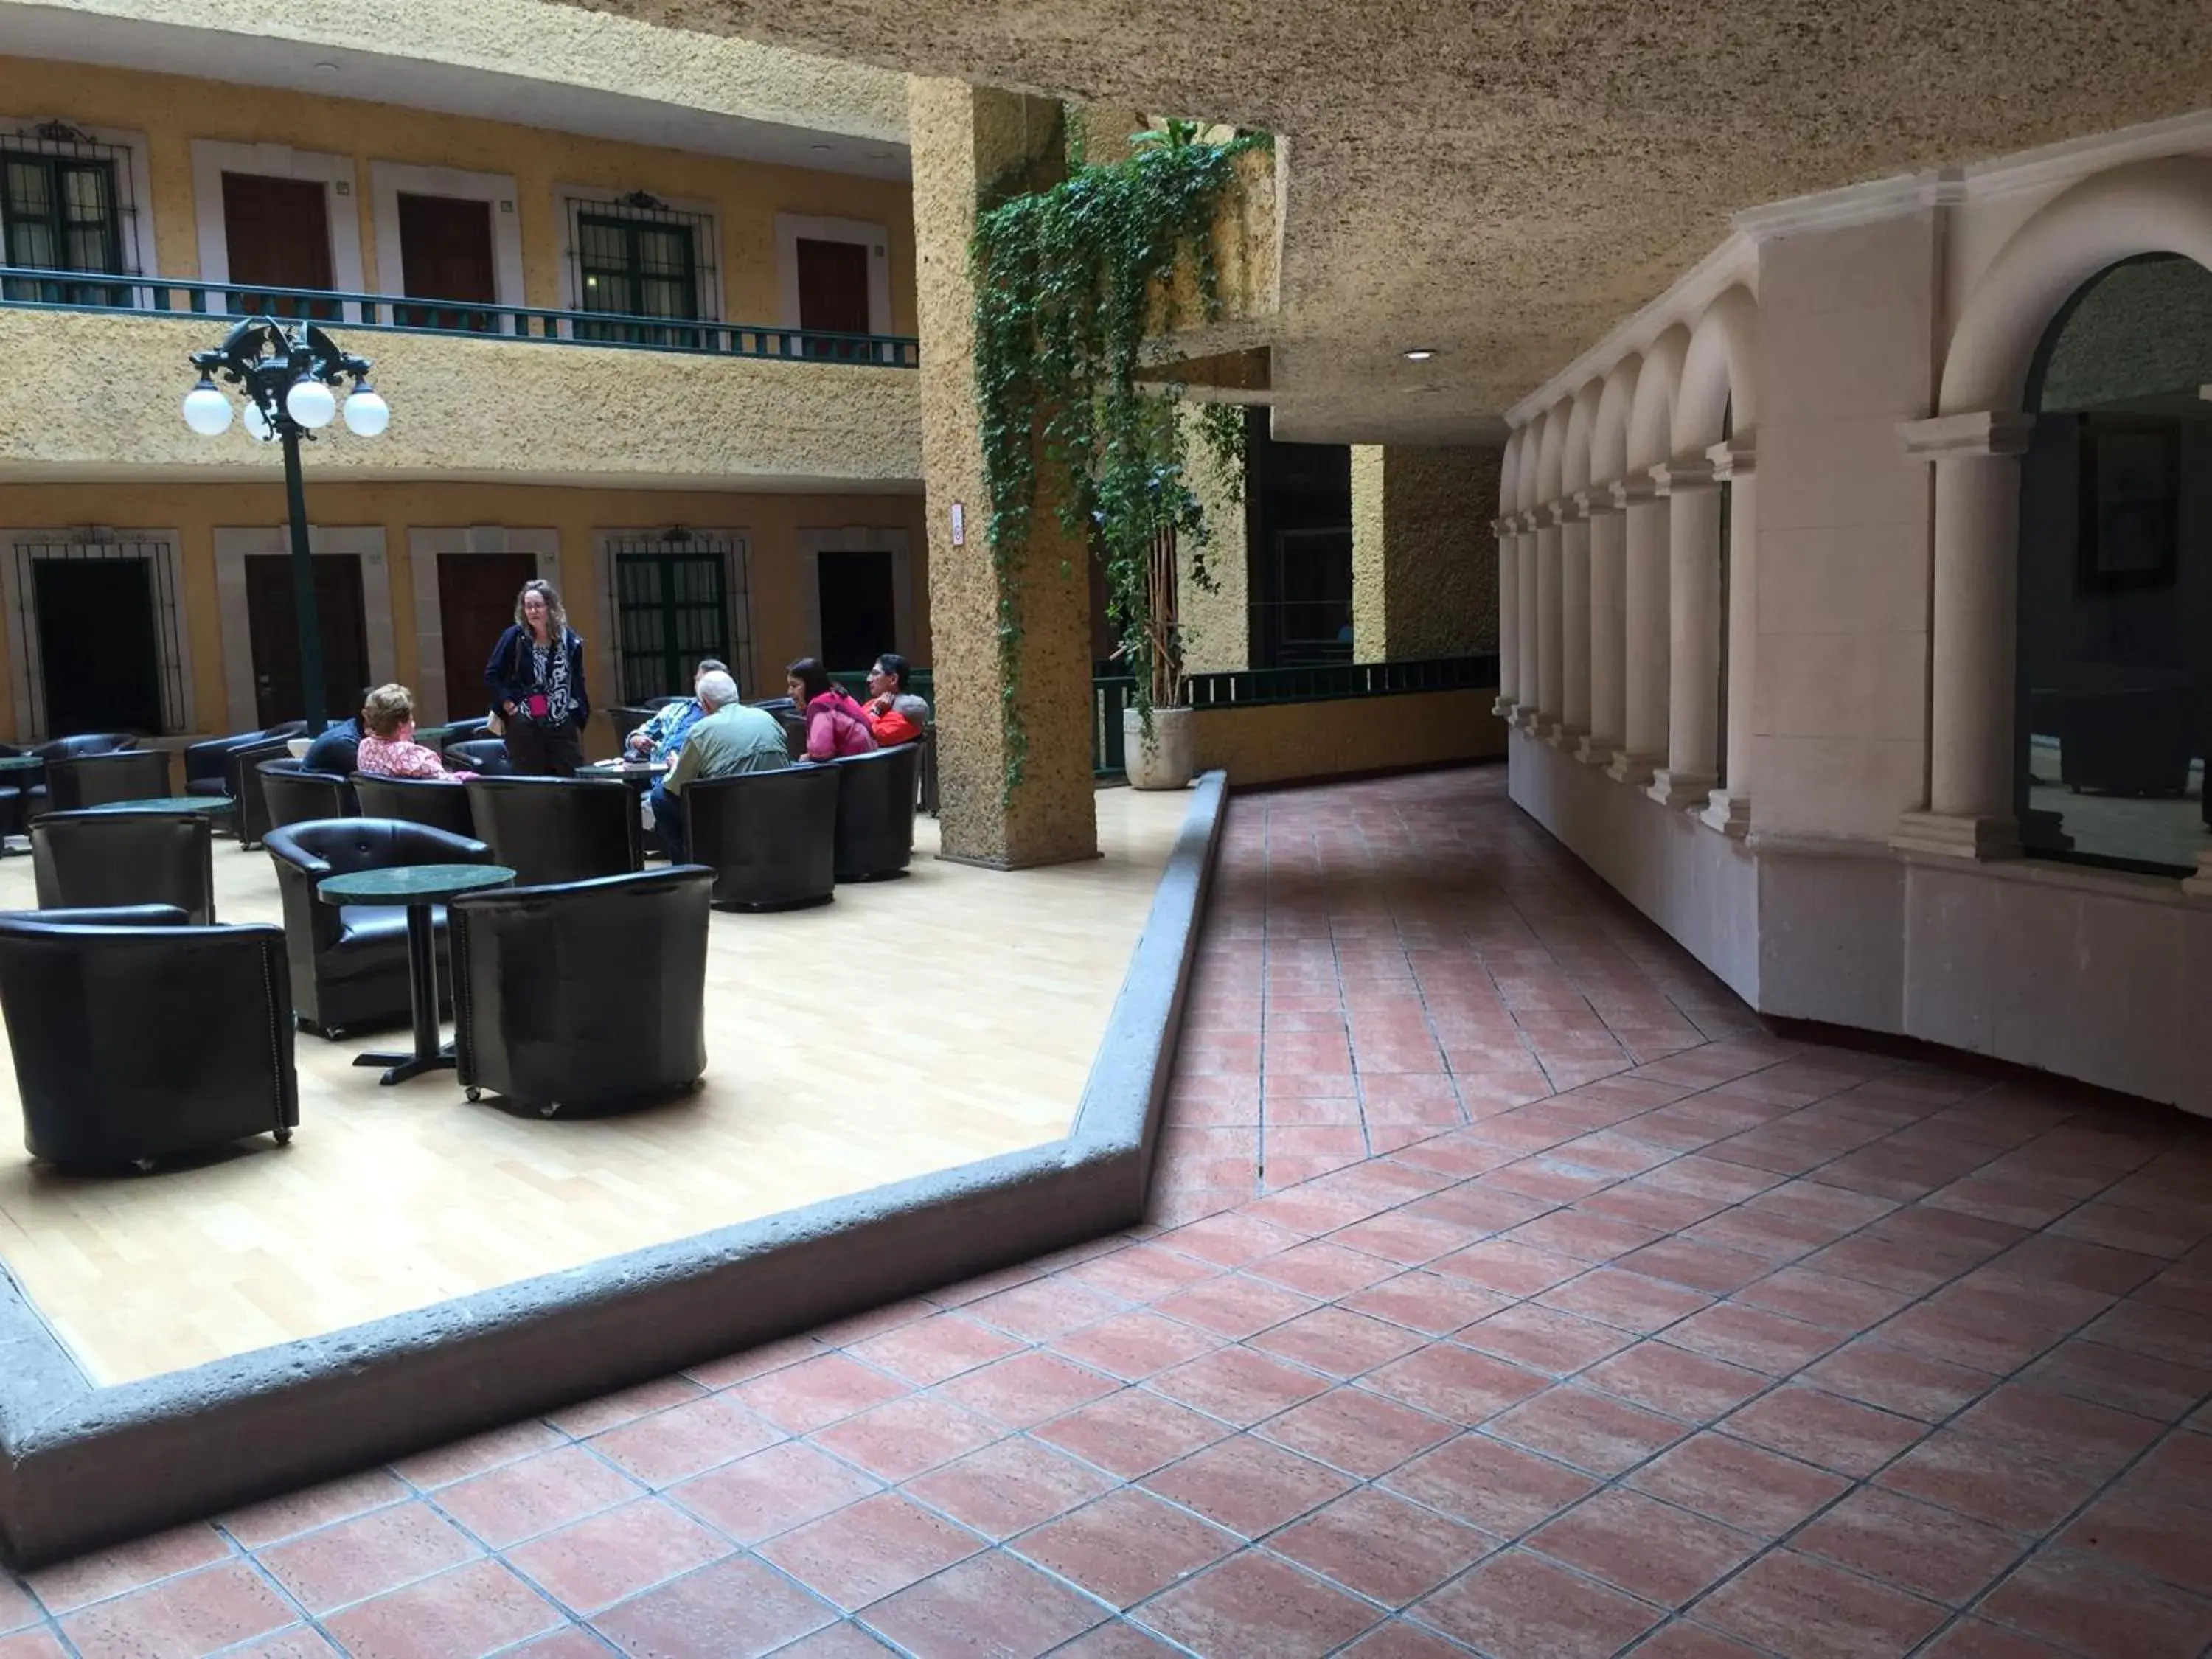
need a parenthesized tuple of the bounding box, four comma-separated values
(0, 788, 1187, 1387)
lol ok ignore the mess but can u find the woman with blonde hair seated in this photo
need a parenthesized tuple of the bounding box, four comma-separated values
(355, 685, 478, 781)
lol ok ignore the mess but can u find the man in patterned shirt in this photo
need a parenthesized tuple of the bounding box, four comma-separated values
(624, 658, 731, 763)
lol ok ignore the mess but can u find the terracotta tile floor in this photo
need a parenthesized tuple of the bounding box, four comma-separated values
(7, 764, 2212, 1658)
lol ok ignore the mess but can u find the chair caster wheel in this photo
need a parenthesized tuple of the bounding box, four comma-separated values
(465, 1088, 481, 1102)
(131, 1157, 155, 1174)
(274, 1128, 293, 1145)
(540, 1102, 560, 1119)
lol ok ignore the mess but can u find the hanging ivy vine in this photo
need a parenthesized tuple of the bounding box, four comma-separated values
(971, 117, 1266, 796)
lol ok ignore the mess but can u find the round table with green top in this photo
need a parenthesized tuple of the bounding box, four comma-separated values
(82, 796, 236, 815)
(316, 862, 515, 1085)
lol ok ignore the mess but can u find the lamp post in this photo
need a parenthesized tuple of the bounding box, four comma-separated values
(182, 318, 389, 735)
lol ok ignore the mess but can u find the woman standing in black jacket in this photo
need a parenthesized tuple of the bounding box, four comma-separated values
(484, 578, 591, 776)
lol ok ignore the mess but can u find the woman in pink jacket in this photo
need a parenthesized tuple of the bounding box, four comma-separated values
(787, 658, 877, 761)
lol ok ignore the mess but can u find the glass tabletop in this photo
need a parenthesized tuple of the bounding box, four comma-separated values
(0, 755, 41, 772)
(84, 796, 235, 813)
(579, 759, 669, 776)
(317, 863, 516, 904)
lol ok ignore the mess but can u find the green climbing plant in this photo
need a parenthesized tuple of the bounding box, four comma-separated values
(970, 116, 1266, 794)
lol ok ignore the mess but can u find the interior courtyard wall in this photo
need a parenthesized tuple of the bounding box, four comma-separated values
(1176, 402, 1251, 674)
(0, 55, 920, 331)
(1349, 444, 1498, 664)
(0, 479, 928, 746)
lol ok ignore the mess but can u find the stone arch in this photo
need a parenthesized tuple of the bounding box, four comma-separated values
(1942, 156, 2212, 415)
(1536, 400, 1568, 507)
(1675, 285, 1758, 453)
(1627, 326, 1691, 472)
(1591, 354, 1641, 487)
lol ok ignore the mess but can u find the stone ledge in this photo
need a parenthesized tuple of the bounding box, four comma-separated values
(0, 773, 1230, 1566)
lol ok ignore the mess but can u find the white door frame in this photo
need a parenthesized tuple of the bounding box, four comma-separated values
(0, 526, 195, 741)
(213, 526, 394, 731)
(775, 213, 893, 337)
(407, 527, 558, 724)
(192, 139, 366, 319)
(593, 526, 754, 701)
(799, 525, 914, 666)
(369, 161, 526, 321)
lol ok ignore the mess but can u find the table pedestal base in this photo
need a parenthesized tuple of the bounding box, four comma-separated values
(353, 1043, 456, 1087)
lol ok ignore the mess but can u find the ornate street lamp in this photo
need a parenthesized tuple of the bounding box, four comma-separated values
(182, 318, 389, 734)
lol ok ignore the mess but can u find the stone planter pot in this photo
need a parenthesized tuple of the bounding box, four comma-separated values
(1123, 705, 1196, 790)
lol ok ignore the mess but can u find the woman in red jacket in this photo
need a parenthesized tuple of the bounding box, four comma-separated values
(787, 657, 877, 760)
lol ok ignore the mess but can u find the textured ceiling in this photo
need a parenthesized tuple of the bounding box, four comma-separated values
(562, 0, 2212, 443)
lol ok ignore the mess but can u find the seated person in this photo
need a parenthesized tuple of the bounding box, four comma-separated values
(649, 670, 787, 859)
(787, 657, 877, 761)
(860, 653, 930, 747)
(355, 684, 477, 782)
(625, 658, 730, 763)
(300, 689, 374, 774)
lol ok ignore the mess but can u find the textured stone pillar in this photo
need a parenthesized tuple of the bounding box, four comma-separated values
(1650, 457, 1720, 809)
(1581, 490, 1624, 764)
(1493, 515, 1518, 718)
(911, 78, 1097, 868)
(1702, 439, 1757, 835)
(1178, 403, 1250, 673)
(1892, 411, 2035, 859)
(1349, 444, 1499, 664)
(1515, 518, 1539, 718)
(1559, 500, 1590, 744)
(1609, 476, 1666, 785)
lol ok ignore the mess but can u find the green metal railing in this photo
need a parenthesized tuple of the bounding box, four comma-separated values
(0, 265, 921, 366)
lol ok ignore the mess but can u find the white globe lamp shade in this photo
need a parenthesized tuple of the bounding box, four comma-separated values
(285, 376, 337, 428)
(241, 400, 273, 442)
(341, 386, 389, 437)
(181, 381, 232, 437)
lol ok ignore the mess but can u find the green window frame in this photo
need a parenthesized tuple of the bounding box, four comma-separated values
(615, 549, 732, 702)
(575, 211, 700, 346)
(1, 149, 128, 306)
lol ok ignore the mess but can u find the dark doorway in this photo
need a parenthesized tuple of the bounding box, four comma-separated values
(34, 559, 161, 734)
(438, 553, 538, 723)
(397, 192, 497, 330)
(797, 237, 871, 359)
(1245, 414, 1354, 667)
(244, 554, 369, 728)
(221, 173, 335, 319)
(816, 549, 895, 672)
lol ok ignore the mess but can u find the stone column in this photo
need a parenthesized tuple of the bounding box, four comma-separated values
(1891, 411, 2034, 859)
(1349, 444, 1499, 664)
(1534, 508, 1563, 733)
(1493, 515, 1518, 718)
(1558, 498, 1590, 746)
(1701, 439, 1756, 835)
(1581, 488, 1625, 764)
(1178, 403, 1250, 673)
(1608, 476, 1666, 785)
(1649, 457, 1720, 809)
(1515, 516, 1539, 720)
(911, 78, 1097, 869)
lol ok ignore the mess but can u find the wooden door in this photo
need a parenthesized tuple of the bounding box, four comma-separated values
(34, 559, 162, 734)
(222, 173, 335, 318)
(244, 554, 369, 728)
(796, 237, 870, 358)
(397, 193, 497, 330)
(437, 553, 538, 722)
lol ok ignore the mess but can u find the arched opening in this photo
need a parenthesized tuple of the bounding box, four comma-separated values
(2017, 254, 2212, 874)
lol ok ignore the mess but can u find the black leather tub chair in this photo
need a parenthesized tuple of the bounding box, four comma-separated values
(0, 907, 297, 1168)
(32, 807, 216, 925)
(451, 865, 713, 1116)
(464, 776, 641, 886)
(830, 745, 920, 882)
(42, 748, 170, 813)
(265, 819, 493, 1037)
(353, 773, 478, 841)
(257, 759, 356, 834)
(684, 765, 839, 909)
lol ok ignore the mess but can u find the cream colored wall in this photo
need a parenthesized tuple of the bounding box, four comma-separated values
(0, 479, 928, 748)
(1176, 404, 1248, 674)
(0, 55, 918, 332)
(1192, 689, 1504, 787)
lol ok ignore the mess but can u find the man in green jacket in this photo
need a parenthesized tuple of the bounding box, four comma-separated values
(650, 669, 787, 858)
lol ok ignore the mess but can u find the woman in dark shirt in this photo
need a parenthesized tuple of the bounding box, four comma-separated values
(484, 579, 591, 776)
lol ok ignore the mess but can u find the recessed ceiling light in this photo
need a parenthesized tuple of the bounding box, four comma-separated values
(1402, 347, 1437, 362)
(810, 142, 833, 152)
(312, 60, 340, 73)
(867, 151, 897, 161)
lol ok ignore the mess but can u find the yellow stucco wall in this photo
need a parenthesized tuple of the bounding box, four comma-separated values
(1177, 403, 1249, 675)
(1351, 445, 1501, 662)
(1192, 688, 1505, 787)
(0, 479, 928, 748)
(0, 55, 917, 332)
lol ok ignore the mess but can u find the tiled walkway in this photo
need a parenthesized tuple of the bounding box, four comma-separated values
(6, 765, 2211, 1658)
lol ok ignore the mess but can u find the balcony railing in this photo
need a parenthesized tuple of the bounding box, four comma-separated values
(0, 265, 920, 367)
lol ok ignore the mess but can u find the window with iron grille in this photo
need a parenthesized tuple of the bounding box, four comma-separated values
(0, 122, 138, 307)
(611, 531, 752, 701)
(10, 535, 187, 737)
(568, 192, 717, 348)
